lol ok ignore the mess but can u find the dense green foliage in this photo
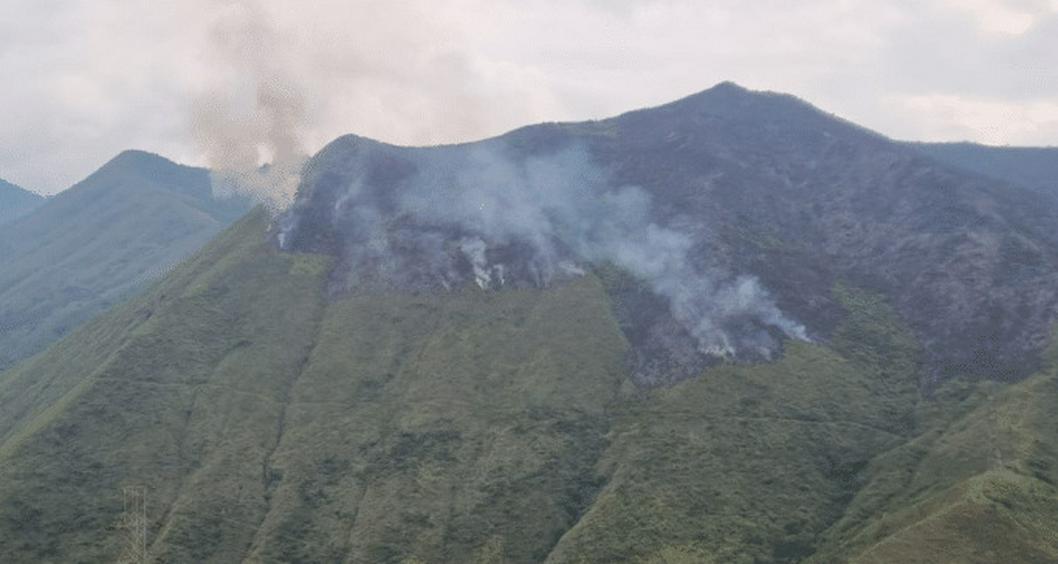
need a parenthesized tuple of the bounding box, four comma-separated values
(2, 209, 1055, 562)
(0, 151, 249, 370)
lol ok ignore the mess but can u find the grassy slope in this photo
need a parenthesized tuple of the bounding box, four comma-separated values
(0, 151, 249, 371)
(0, 210, 325, 562)
(544, 285, 922, 563)
(1, 212, 1056, 562)
(0, 210, 631, 563)
(809, 354, 1058, 562)
(243, 278, 627, 564)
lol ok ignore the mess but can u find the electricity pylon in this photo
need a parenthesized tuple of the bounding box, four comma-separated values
(118, 485, 148, 564)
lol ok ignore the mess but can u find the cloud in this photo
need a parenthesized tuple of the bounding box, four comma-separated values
(0, 0, 1056, 194)
(888, 94, 1058, 145)
(940, 0, 1054, 34)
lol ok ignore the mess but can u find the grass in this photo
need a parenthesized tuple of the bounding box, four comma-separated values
(545, 285, 922, 563)
(809, 361, 1058, 563)
(1, 213, 1056, 562)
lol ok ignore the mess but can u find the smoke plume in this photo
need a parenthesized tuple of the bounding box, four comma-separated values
(281, 141, 808, 358)
(191, 0, 307, 212)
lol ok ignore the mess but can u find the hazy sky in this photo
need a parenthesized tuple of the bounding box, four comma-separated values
(2, 0, 1057, 194)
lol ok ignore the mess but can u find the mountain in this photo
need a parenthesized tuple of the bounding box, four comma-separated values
(284, 82, 1058, 384)
(1, 84, 1057, 562)
(908, 142, 1058, 198)
(0, 151, 251, 371)
(0, 178, 44, 225)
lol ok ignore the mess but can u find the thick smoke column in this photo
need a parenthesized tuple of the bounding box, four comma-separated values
(191, 0, 306, 212)
(282, 141, 808, 358)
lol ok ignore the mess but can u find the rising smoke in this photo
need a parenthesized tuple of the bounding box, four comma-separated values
(281, 141, 808, 358)
(190, 0, 306, 212)
(189, 1, 808, 358)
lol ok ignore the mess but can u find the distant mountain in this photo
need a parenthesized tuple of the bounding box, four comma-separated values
(0, 178, 44, 225)
(1, 85, 1057, 562)
(0, 150, 251, 371)
(909, 141, 1058, 197)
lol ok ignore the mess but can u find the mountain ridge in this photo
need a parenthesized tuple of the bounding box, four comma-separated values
(0, 150, 251, 371)
(907, 141, 1058, 199)
(0, 178, 44, 225)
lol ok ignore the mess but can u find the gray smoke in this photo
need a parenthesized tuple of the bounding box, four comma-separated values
(283, 142, 808, 357)
(190, 0, 306, 212)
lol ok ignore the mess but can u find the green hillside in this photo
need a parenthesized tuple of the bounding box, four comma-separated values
(0, 210, 626, 562)
(2, 210, 1054, 562)
(810, 358, 1058, 563)
(0, 151, 250, 371)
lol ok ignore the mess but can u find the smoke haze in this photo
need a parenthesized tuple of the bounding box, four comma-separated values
(191, 0, 307, 212)
(4, 0, 1058, 195)
(183, 0, 811, 358)
(282, 141, 808, 357)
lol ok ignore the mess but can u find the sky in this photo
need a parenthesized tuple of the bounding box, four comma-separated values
(1, 0, 1057, 195)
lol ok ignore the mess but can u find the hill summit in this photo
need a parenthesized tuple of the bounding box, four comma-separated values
(0, 178, 43, 225)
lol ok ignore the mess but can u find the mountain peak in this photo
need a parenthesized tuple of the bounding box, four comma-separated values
(70, 149, 220, 202)
(662, 81, 817, 116)
(0, 177, 45, 225)
(600, 80, 847, 137)
(311, 133, 380, 163)
(101, 149, 188, 174)
(707, 80, 750, 93)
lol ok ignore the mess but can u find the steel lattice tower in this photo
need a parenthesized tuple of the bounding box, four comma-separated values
(118, 486, 148, 564)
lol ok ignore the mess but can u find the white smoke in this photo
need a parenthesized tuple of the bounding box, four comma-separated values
(460, 237, 496, 289)
(438, 146, 810, 356)
(290, 141, 808, 357)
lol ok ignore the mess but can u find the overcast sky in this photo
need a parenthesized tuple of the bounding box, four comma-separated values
(2, 0, 1057, 194)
